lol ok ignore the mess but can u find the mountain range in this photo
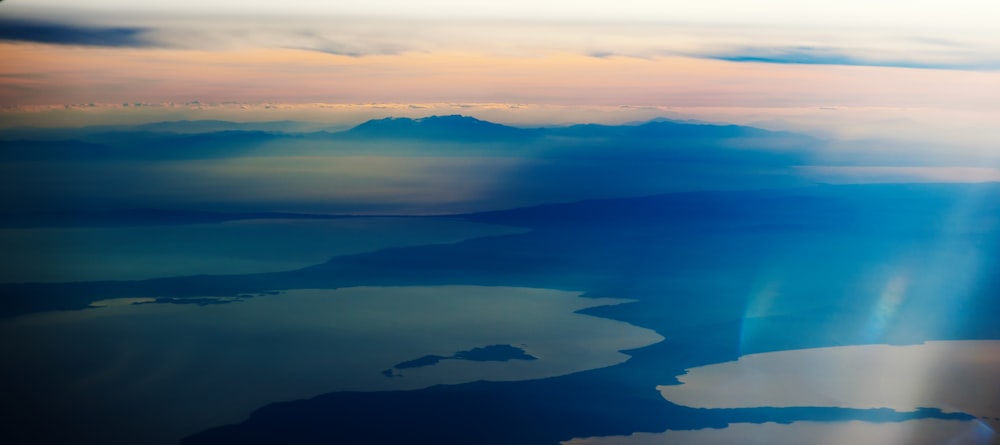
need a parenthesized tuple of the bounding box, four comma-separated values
(0, 115, 818, 161)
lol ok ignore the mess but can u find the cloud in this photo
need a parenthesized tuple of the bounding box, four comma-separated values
(7, 1, 1000, 30)
(703, 46, 1000, 71)
(0, 17, 155, 47)
(2, 6, 998, 71)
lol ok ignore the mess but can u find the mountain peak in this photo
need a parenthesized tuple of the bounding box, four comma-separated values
(342, 115, 529, 141)
(414, 114, 487, 124)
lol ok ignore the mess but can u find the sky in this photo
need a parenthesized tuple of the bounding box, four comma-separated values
(1, 1, 998, 155)
(2, 1, 998, 104)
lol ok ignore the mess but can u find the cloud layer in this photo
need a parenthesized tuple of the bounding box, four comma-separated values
(3, 2, 999, 70)
(0, 17, 153, 47)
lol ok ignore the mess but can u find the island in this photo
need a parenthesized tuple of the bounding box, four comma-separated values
(383, 344, 538, 377)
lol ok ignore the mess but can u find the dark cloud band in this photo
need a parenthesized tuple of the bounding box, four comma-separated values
(0, 17, 154, 47)
(704, 46, 996, 71)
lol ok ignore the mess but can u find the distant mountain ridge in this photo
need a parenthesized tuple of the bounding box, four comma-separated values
(337, 114, 803, 143)
(0, 115, 818, 161)
(337, 115, 534, 141)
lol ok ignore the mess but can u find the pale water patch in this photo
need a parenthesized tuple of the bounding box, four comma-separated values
(0, 285, 662, 445)
(563, 419, 995, 445)
(657, 341, 1000, 431)
(0, 217, 523, 282)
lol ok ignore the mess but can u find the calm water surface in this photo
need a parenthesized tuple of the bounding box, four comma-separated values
(0, 285, 662, 445)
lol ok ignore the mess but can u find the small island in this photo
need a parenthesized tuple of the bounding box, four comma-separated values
(382, 344, 537, 377)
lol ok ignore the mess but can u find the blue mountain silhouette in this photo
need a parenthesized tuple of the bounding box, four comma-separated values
(338, 115, 534, 141)
(1, 115, 817, 161)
